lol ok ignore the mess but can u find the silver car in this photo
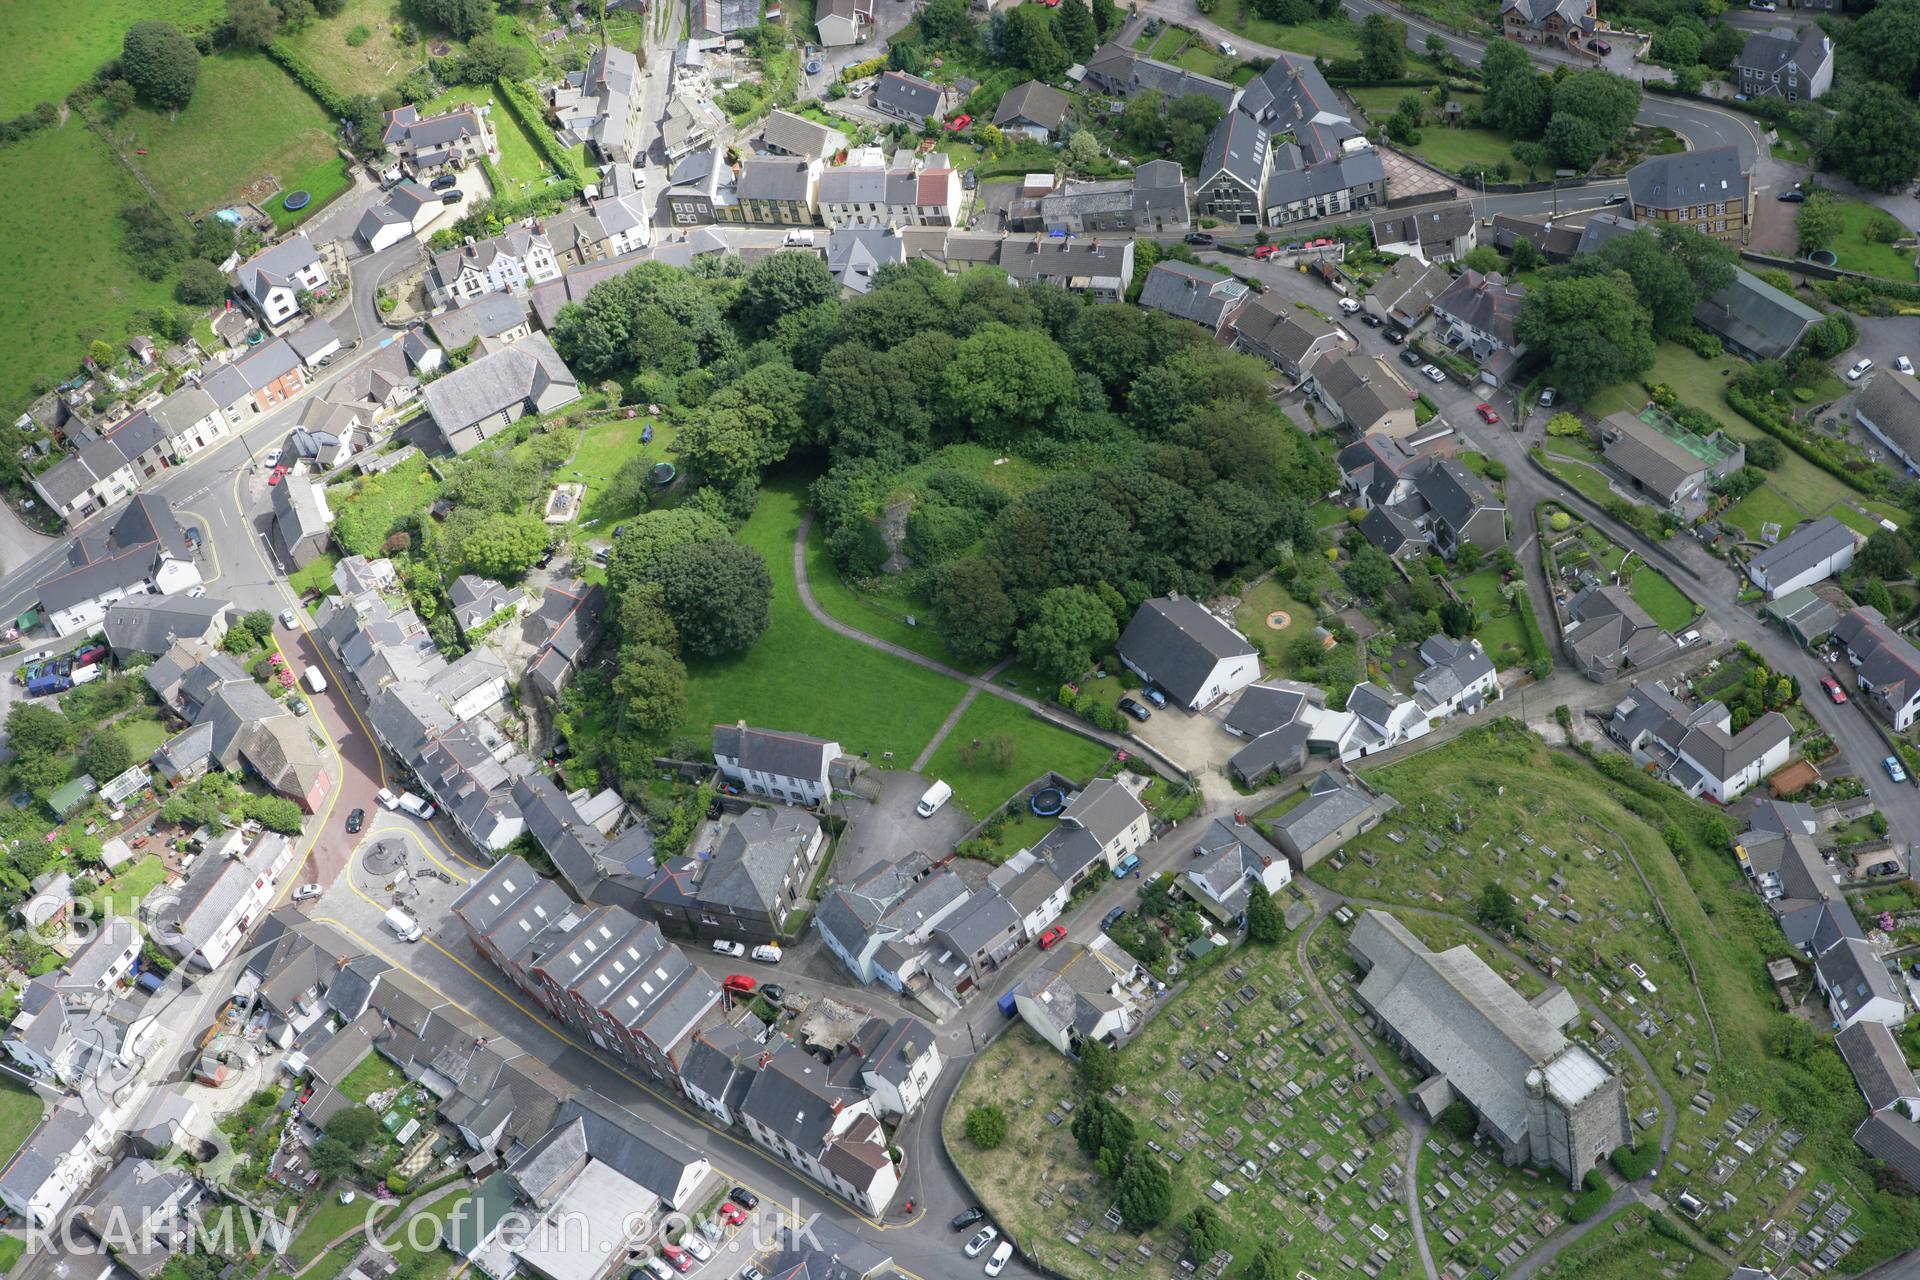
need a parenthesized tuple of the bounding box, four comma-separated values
(292, 883, 323, 902)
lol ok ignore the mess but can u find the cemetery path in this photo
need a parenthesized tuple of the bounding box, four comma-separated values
(1295, 897, 1441, 1280)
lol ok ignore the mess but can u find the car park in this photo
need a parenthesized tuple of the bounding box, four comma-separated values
(1475, 403, 1499, 424)
(658, 1245, 692, 1274)
(723, 974, 757, 995)
(713, 939, 746, 957)
(1421, 364, 1447, 383)
(346, 808, 365, 833)
(639, 1260, 673, 1280)
(292, 883, 323, 903)
(985, 1242, 1013, 1277)
(718, 1202, 747, 1226)
(951, 1208, 987, 1231)
(1850, 357, 1875, 380)
(739, 1269, 765, 1280)
(1886, 755, 1907, 783)
(964, 1228, 999, 1258)
(1822, 676, 1848, 703)
(1118, 696, 1151, 721)
(1038, 925, 1066, 949)
(680, 1236, 712, 1263)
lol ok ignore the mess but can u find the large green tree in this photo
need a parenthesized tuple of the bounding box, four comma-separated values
(1582, 230, 1697, 336)
(1014, 585, 1119, 683)
(606, 508, 730, 599)
(461, 514, 549, 579)
(121, 21, 201, 109)
(1821, 83, 1920, 191)
(7, 704, 75, 758)
(1845, 0, 1920, 95)
(1515, 271, 1656, 402)
(927, 556, 1018, 666)
(941, 323, 1078, 446)
(1115, 1153, 1173, 1229)
(1479, 39, 1547, 138)
(1359, 13, 1406, 78)
(1053, 0, 1097, 60)
(612, 642, 687, 740)
(1796, 193, 1844, 255)
(80, 731, 132, 782)
(225, 0, 280, 47)
(645, 537, 773, 657)
(1006, 4, 1069, 80)
(1550, 69, 1641, 142)
(735, 253, 839, 335)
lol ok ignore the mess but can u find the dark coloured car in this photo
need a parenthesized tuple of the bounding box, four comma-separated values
(430, 174, 458, 190)
(441, 190, 462, 205)
(761, 983, 786, 1005)
(728, 1186, 758, 1211)
(1384, 327, 1406, 344)
(1359, 312, 1382, 328)
(1118, 697, 1151, 722)
(1778, 188, 1805, 202)
(1591, 38, 1611, 53)
(1184, 232, 1214, 246)
(1400, 348, 1423, 366)
(1141, 685, 1168, 709)
(1101, 906, 1127, 931)
(1604, 193, 1627, 205)
(951, 1208, 987, 1232)
(346, 808, 365, 834)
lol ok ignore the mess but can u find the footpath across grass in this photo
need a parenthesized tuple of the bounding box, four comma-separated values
(678, 476, 964, 764)
(920, 694, 1113, 822)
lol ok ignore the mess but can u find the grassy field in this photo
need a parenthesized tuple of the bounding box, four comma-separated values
(1233, 575, 1314, 673)
(282, 0, 427, 97)
(1215, 8, 1363, 60)
(90, 853, 168, 919)
(112, 51, 339, 213)
(679, 477, 965, 764)
(1587, 341, 1747, 419)
(1348, 88, 1529, 177)
(1719, 482, 1805, 538)
(285, 1192, 390, 1267)
(800, 527, 989, 674)
(327, 454, 444, 557)
(1627, 564, 1696, 631)
(920, 696, 1113, 821)
(0, 120, 181, 412)
(0, 0, 223, 117)
(1451, 568, 1534, 668)
(340, 1050, 406, 1102)
(383, 1188, 468, 1280)
(1540, 452, 1618, 509)
(266, 152, 354, 230)
(561, 416, 679, 525)
(0, 1075, 44, 1166)
(1819, 198, 1918, 283)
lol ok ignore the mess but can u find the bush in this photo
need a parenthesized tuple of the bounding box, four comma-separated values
(1567, 1169, 1611, 1221)
(1548, 511, 1572, 532)
(1439, 1101, 1477, 1141)
(1609, 1144, 1659, 1181)
(965, 1105, 1008, 1149)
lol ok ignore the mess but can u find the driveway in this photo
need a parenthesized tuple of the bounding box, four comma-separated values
(1127, 699, 1234, 777)
(834, 769, 970, 885)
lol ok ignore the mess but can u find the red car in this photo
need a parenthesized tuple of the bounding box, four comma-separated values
(1038, 925, 1066, 949)
(658, 1246, 693, 1274)
(722, 974, 757, 995)
(1253, 244, 1279, 259)
(947, 114, 972, 131)
(1822, 676, 1848, 704)
(1475, 403, 1499, 424)
(718, 1202, 747, 1226)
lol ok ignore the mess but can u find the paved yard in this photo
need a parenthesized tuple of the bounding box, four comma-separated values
(832, 769, 972, 886)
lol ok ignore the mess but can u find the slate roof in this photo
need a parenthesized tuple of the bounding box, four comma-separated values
(759, 109, 846, 159)
(1117, 595, 1256, 708)
(1600, 411, 1707, 496)
(1231, 294, 1343, 369)
(38, 495, 190, 614)
(422, 333, 578, 436)
(1314, 353, 1408, 430)
(1856, 1111, 1920, 1189)
(1834, 606, 1920, 710)
(713, 723, 837, 781)
(1736, 25, 1830, 78)
(511, 1091, 705, 1207)
(937, 888, 1020, 954)
(994, 81, 1070, 132)
(1272, 772, 1375, 856)
(1695, 269, 1819, 360)
(1060, 777, 1146, 848)
(429, 295, 530, 350)
(1432, 269, 1524, 347)
(103, 594, 228, 656)
(1367, 255, 1454, 322)
(1565, 583, 1674, 673)
(0, 1101, 95, 1217)
(698, 806, 819, 915)
(1200, 109, 1269, 191)
(1505, 0, 1594, 29)
(1837, 1019, 1920, 1113)
(826, 227, 906, 296)
(1818, 936, 1903, 1017)
(233, 233, 321, 307)
(1138, 261, 1249, 331)
(1416, 634, 1496, 704)
(1628, 145, 1746, 211)
(1749, 516, 1855, 586)
(1856, 369, 1920, 459)
(1371, 201, 1474, 251)
(875, 71, 941, 119)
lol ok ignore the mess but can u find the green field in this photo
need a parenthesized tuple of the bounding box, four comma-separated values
(327, 454, 444, 557)
(919, 695, 1114, 821)
(801, 527, 989, 674)
(1233, 575, 1314, 672)
(0, 0, 223, 118)
(90, 853, 168, 919)
(1451, 567, 1534, 668)
(0, 1076, 44, 1168)
(1348, 88, 1530, 177)
(1628, 565, 1696, 631)
(286, 1191, 390, 1267)
(561, 416, 679, 525)
(1819, 197, 1918, 283)
(112, 51, 340, 213)
(1540, 451, 1618, 508)
(679, 477, 966, 764)
(282, 0, 428, 98)
(266, 153, 354, 230)
(1720, 482, 1805, 539)
(1587, 341, 1746, 419)
(1214, 8, 1364, 60)
(0, 120, 181, 412)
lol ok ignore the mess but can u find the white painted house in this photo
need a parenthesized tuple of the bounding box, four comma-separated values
(712, 723, 840, 806)
(1745, 515, 1858, 600)
(1117, 595, 1261, 711)
(1817, 937, 1908, 1031)
(232, 233, 329, 330)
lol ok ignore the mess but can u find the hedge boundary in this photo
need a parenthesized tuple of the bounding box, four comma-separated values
(494, 77, 591, 186)
(1725, 382, 1883, 498)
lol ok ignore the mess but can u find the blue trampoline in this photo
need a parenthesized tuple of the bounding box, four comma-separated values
(282, 190, 312, 211)
(1030, 786, 1065, 816)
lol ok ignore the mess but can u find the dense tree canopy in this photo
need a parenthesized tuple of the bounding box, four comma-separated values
(642, 537, 773, 657)
(1515, 271, 1656, 402)
(1821, 83, 1920, 192)
(121, 21, 200, 109)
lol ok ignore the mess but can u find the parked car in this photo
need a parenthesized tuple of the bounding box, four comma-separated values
(1037, 925, 1066, 949)
(1252, 244, 1278, 260)
(760, 983, 785, 1005)
(1870, 860, 1904, 877)
(280, 608, 298, 628)
(1400, 349, 1423, 367)
(1100, 905, 1127, 931)
(723, 974, 757, 995)
(752, 944, 783, 964)
(1184, 233, 1214, 246)
(1359, 312, 1382, 328)
(964, 1228, 999, 1259)
(638, 1261, 673, 1280)
(1384, 327, 1406, 344)
(1885, 755, 1908, 784)
(1749, 1, 1776, 9)
(1141, 685, 1168, 708)
(377, 787, 401, 810)
(728, 1186, 759, 1211)
(718, 1201, 747, 1226)
(951, 1208, 987, 1232)
(346, 808, 365, 833)
(430, 174, 458, 191)
(288, 697, 308, 716)
(680, 1236, 712, 1264)
(441, 190, 462, 205)
(1777, 187, 1806, 202)
(1118, 697, 1151, 722)
(1539, 387, 1557, 407)
(1821, 676, 1848, 704)
(1421, 364, 1447, 383)
(292, 883, 323, 903)
(1849, 357, 1875, 380)
(1475, 403, 1499, 424)
(262, 449, 281, 467)
(1898, 356, 1915, 375)
(985, 1242, 1013, 1277)
(1337, 297, 1361, 314)
(1216, 39, 1236, 54)
(1604, 193, 1627, 206)
(712, 939, 746, 957)
(1590, 38, 1611, 53)
(657, 1245, 692, 1275)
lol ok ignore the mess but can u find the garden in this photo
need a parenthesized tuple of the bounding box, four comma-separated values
(919, 695, 1114, 825)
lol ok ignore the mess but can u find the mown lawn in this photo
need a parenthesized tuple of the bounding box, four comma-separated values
(1540, 453, 1618, 508)
(285, 1190, 390, 1267)
(1720, 482, 1805, 539)
(800, 527, 988, 674)
(0, 0, 222, 117)
(920, 695, 1114, 822)
(0, 1075, 44, 1166)
(679, 477, 964, 764)
(327, 454, 444, 558)
(1820, 198, 1918, 283)
(282, 0, 429, 98)
(1452, 568, 1532, 668)
(563, 416, 679, 525)
(1628, 564, 1697, 631)
(0, 121, 181, 412)
(266, 153, 355, 230)
(1215, 9, 1363, 60)
(91, 852, 169, 917)
(114, 51, 340, 212)
(1586, 341, 1747, 419)
(1348, 88, 1529, 177)
(290, 549, 343, 601)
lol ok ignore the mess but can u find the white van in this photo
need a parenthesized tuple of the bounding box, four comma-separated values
(398, 791, 436, 820)
(303, 667, 328, 694)
(783, 229, 815, 247)
(917, 780, 952, 818)
(384, 908, 423, 942)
